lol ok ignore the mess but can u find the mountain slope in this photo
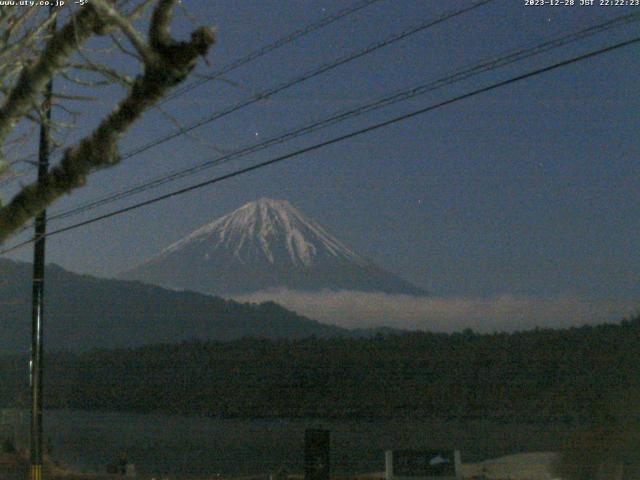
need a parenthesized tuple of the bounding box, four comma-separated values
(122, 198, 425, 295)
(0, 259, 350, 354)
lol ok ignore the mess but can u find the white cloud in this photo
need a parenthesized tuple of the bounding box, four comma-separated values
(232, 289, 637, 333)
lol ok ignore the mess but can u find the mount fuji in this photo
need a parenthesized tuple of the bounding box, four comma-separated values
(121, 198, 426, 296)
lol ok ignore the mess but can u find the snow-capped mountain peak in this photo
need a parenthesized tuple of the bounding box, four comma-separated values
(122, 198, 426, 296)
(162, 198, 365, 267)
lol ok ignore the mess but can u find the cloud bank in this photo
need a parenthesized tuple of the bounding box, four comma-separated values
(233, 289, 637, 333)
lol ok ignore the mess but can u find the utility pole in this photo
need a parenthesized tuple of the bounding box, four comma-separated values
(30, 6, 56, 480)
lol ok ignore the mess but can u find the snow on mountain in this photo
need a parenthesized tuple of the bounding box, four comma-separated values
(162, 198, 365, 268)
(121, 198, 426, 296)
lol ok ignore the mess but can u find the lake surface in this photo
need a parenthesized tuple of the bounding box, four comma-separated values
(12, 410, 571, 476)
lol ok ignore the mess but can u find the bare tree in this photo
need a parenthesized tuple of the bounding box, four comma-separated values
(0, 0, 215, 243)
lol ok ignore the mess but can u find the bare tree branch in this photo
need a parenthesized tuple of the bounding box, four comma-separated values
(91, 0, 157, 65)
(0, 0, 215, 242)
(0, 6, 101, 150)
(126, 0, 156, 20)
(110, 31, 143, 61)
(67, 61, 135, 87)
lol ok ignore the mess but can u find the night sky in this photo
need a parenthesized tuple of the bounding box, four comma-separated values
(3, 0, 639, 330)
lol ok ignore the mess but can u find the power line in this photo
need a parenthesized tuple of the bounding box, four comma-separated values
(159, 0, 385, 106)
(43, 13, 639, 224)
(116, 0, 496, 161)
(1, 0, 498, 238)
(2, 35, 637, 256)
(3, 0, 494, 196)
(1, 0, 384, 177)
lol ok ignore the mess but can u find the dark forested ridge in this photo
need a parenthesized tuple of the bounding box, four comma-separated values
(0, 259, 354, 353)
(0, 315, 638, 421)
